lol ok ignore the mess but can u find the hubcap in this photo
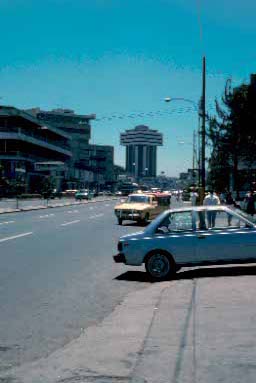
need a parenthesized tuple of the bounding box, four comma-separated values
(148, 254, 170, 278)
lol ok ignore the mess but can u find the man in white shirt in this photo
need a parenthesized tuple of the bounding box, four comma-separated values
(203, 190, 220, 227)
(190, 188, 199, 206)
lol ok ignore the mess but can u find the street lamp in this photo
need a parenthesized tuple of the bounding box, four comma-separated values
(132, 162, 136, 180)
(164, 97, 199, 112)
(164, 94, 206, 198)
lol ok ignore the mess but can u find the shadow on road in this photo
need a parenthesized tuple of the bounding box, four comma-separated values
(115, 264, 256, 283)
(115, 270, 153, 283)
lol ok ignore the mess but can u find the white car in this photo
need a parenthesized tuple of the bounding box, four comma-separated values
(113, 206, 256, 281)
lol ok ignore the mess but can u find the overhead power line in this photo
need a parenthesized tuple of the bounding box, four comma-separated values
(94, 104, 216, 122)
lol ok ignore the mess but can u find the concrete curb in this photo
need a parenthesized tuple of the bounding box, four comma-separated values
(2, 282, 169, 383)
(0, 197, 120, 215)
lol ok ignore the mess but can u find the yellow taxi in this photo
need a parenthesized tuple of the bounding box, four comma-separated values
(114, 192, 171, 225)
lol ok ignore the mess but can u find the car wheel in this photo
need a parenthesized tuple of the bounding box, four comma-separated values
(144, 213, 150, 224)
(145, 250, 176, 281)
(118, 218, 123, 225)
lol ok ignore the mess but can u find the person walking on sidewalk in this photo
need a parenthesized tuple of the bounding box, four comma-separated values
(245, 191, 256, 217)
(203, 190, 220, 228)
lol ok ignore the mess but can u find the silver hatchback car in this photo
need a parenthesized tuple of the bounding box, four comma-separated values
(114, 206, 256, 281)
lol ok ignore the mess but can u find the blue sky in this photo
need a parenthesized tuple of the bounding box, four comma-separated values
(0, 0, 256, 176)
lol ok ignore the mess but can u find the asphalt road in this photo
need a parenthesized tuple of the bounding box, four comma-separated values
(0, 200, 149, 370)
(0, 196, 116, 211)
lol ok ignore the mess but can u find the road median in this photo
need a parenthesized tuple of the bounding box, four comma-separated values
(0, 197, 119, 215)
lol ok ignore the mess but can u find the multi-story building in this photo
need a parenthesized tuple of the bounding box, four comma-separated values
(0, 106, 72, 193)
(26, 108, 115, 189)
(120, 125, 163, 178)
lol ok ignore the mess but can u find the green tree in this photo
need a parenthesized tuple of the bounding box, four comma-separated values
(208, 76, 256, 192)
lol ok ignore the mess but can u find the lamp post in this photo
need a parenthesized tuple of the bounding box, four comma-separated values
(178, 133, 198, 186)
(132, 162, 136, 180)
(164, 56, 206, 203)
(165, 97, 200, 176)
(164, 80, 206, 201)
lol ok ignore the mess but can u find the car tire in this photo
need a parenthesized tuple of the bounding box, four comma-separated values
(145, 250, 176, 281)
(144, 213, 150, 224)
(118, 218, 123, 225)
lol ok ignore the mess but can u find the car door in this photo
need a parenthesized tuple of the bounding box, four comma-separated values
(154, 211, 197, 265)
(150, 196, 161, 218)
(195, 209, 256, 264)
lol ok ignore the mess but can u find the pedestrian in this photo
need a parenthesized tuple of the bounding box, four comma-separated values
(190, 187, 199, 206)
(219, 191, 226, 204)
(245, 191, 256, 216)
(203, 190, 220, 228)
(225, 191, 235, 226)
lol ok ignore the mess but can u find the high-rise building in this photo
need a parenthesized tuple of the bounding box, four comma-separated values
(0, 106, 72, 193)
(26, 108, 115, 189)
(120, 125, 163, 178)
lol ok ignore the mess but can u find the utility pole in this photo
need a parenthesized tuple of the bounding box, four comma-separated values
(192, 130, 197, 185)
(200, 56, 206, 202)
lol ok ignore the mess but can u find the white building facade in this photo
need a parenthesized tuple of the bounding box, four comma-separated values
(120, 125, 163, 178)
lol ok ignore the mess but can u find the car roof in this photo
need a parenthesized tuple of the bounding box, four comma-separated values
(166, 205, 231, 213)
(128, 193, 152, 197)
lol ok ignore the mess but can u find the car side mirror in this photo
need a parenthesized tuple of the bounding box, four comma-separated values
(156, 227, 168, 234)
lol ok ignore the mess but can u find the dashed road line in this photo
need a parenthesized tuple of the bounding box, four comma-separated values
(60, 220, 81, 226)
(89, 214, 104, 219)
(0, 232, 33, 243)
(0, 221, 15, 225)
(39, 214, 55, 218)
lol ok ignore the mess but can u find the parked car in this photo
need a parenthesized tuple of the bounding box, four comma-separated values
(113, 205, 256, 281)
(114, 192, 171, 225)
(75, 189, 93, 200)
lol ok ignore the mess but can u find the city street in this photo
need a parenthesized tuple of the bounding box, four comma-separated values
(0, 200, 148, 370)
(2, 200, 256, 382)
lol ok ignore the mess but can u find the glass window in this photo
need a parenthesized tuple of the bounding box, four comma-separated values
(157, 211, 193, 233)
(127, 195, 150, 203)
(157, 197, 170, 206)
(194, 210, 247, 230)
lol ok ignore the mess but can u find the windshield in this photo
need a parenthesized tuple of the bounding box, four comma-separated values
(127, 195, 150, 203)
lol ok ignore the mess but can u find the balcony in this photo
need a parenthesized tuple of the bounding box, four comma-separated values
(0, 127, 72, 157)
(0, 150, 49, 162)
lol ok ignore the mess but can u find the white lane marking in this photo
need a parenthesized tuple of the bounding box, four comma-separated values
(60, 220, 80, 226)
(39, 214, 55, 218)
(0, 232, 33, 243)
(0, 221, 15, 225)
(105, 204, 110, 207)
(89, 214, 104, 219)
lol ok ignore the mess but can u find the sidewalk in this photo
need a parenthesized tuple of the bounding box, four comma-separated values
(3, 267, 256, 383)
(0, 197, 119, 214)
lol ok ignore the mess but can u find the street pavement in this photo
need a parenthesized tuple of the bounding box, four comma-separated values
(1, 199, 256, 382)
(0, 196, 118, 213)
(0, 200, 148, 370)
